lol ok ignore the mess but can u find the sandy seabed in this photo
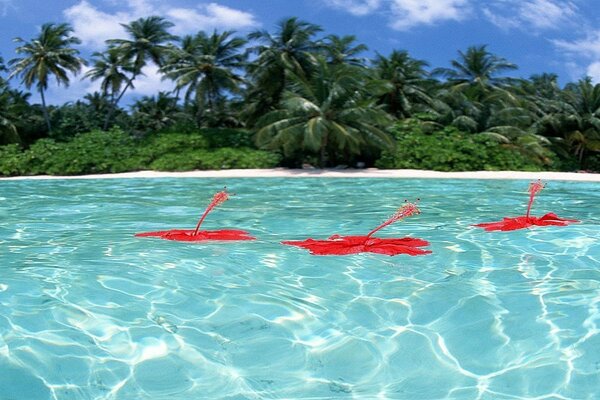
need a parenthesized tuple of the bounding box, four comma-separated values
(1, 168, 600, 182)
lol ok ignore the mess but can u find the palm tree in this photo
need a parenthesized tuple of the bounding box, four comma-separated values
(105, 16, 177, 111)
(83, 92, 111, 114)
(0, 55, 7, 82)
(84, 48, 135, 129)
(130, 91, 180, 134)
(9, 23, 85, 133)
(431, 45, 548, 150)
(560, 78, 600, 164)
(245, 17, 323, 123)
(323, 34, 367, 67)
(520, 73, 562, 100)
(255, 57, 393, 167)
(107, 16, 177, 73)
(161, 34, 197, 104)
(161, 30, 246, 125)
(373, 50, 436, 118)
(434, 45, 518, 102)
(0, 88, 19, 145)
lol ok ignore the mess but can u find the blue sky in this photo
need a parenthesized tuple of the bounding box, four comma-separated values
(1, 0, 599, 105)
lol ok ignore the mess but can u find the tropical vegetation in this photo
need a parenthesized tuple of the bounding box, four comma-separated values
(0, 16, 599, 176)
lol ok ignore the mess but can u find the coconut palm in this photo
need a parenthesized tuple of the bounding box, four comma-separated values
(520, 73, 561, 100)
(160, 30, 246, 124)
(373, 50, 436, 118)
(105, 16, 177, 107)
(130, 91, 180, 134)
(0, 55, 7, 82)
(84, 48, 135, 129)
(161, 35, 197, 103)
(245, 17, 323, 123)
(323, 34, 367, 67)
(434, 45, 518, 101)
(516, 74, 568, 146)
(0, 89, 19, 145)
(560, 78, 600, 164)
(431, 45, 549, 150)
(0, 57, 16, 144)
(255, 57, 393, 167)
(107, 16, 176, 73)
(9, 23, 85, 133)
(83, 92, 111, 114)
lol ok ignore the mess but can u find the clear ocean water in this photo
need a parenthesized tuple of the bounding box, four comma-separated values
(0, 177, 598, 400)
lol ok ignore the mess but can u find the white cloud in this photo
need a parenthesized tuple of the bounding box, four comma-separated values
(63, 1, 128, 49)
(553, 30, 600, 58)
(0, 0, 15, 16)
(553, 30, 600, 83)
(166, 3, 259, 35)
(482, 0, 578, 32)
(518, 0, 577, 30)
(324, 0, 382, 16)
(63, 0, 260, 49)
(324, 0, 583, 33)
(128, 64, 174, 98)
(323, 0, 470, 30)
(388, 0, 470, 30)
(125, 0, 154, 15)
(586, 62, 600, 82)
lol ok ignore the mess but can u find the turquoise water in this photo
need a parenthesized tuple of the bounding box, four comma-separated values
(0, 178, 599, 399)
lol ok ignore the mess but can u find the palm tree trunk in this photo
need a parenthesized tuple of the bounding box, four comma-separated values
(103, 77, 134, 130)
(39, 88, 51, 133)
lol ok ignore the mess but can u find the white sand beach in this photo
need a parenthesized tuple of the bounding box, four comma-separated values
(2, 168, 600, 181)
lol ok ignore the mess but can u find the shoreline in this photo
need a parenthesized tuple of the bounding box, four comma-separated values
(2, 168, 600, 181)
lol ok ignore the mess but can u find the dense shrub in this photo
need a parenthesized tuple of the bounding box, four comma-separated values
(150, 147, 281, 171)
(49, 129, 139, 174)
(376, 121, 547, 171)
(50, 102, 104, 141)
(200, 128, 255, 149)
(13, 129, 139, 175)
(0, 129, 281, 176)
(0, 144, 25, 176)
(138, 133, 209, 163)
(21, 139, 62, 175)
(583, 154, 600, 172)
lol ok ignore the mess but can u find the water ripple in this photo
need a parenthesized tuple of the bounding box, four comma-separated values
(0, 178, 598, 399)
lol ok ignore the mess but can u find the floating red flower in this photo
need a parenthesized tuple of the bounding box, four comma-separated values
(282, 200, 431, 256)
(135, 188, 255, 242)
(474, 180, 579, 232)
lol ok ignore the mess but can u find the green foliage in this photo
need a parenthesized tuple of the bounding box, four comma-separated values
(255, 57, 393, 167)
(21, 138, 61, 174)
(128, 92, 181, 136)
(149, 147, 281, 171)
(160, 30, 247, 121)
(13, 103, 48, 146)
(0, 128, 281, 176)
(138, 132, 209, 162)
(376, 120, 547, 171)
(0, 144, 25, 175)
(9, 23, 86, 133)
(583, 154, 600, 172)
(50, 101, 105, 141)
(200, 128, 254, 148)
(159, 114, 199, 134)
(18, 129, 139, 175)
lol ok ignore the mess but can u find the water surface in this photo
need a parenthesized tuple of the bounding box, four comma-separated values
(0, 178, 598, 399)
